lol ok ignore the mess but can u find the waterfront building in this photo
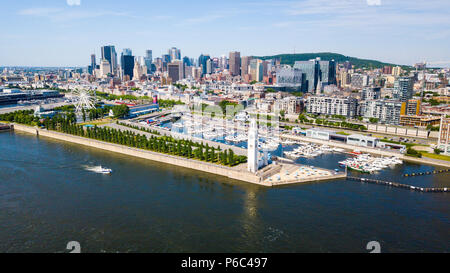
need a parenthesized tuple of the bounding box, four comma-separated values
(306, 95, 358, 118)
(229, 51, 241, 77)
(128, 103, 160, 118)
(347, 134, 378, 148)
(438, 117, 450, 155)
(248, 119, 258, 173)
(399, 115, 441, 127)
(360, 99, 403, 125)
(306, 128, 332, 140)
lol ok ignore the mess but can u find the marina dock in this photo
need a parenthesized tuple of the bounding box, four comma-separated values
(348, 176, 449, 193)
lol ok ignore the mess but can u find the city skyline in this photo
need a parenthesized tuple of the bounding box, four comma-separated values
(1, 0, 450, 67)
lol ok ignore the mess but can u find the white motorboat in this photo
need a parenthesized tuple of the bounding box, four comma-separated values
(86, 166, 112, 174)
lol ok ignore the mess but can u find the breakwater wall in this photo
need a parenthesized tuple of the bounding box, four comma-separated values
(12, 124, 268, 186)
(348, 176, 449, 193)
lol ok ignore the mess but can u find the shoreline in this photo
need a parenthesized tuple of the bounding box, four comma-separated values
(11, 123, 347, 187)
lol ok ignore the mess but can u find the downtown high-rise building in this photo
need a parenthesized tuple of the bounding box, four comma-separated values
(241, 56, 253, 78)
(91, 54, 96, 69)
(169, 47, 181, 61)
(229, 51, 241, 76)
(168, 61, 184, 83)
(294, 60, 319, 93)
(294, 58, 336, 93)
(89, 54, 96, 75)
(198, 54, 211, 75)
(120, 49, 134, 80)
(144, 50, 153, 73)
(101, 45, 118, 76)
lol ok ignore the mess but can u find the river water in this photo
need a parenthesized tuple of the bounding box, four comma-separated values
(0, 131, 448, 253)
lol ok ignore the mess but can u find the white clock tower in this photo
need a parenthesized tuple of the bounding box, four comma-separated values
(248, 119, 258, 173)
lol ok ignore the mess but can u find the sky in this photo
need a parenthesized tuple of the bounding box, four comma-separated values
(1, 0, 449, 67)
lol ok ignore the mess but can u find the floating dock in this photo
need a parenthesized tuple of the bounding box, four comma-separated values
(348, 176, 449, 193)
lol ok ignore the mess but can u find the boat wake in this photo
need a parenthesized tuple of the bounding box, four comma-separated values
(84, 165, 113, 174)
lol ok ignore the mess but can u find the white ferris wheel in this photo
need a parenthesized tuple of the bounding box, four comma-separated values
(72, 89, 96, 113)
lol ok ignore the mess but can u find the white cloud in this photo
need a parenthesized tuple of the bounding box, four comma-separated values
(67, 0, 81, 6)
(367, 0, 381, 6)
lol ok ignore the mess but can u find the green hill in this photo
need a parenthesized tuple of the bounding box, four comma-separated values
(253, 52, 410, 69)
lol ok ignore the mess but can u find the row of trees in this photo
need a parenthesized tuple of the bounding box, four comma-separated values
(296, 114, 367, 131)
(0, 110, 39, 125)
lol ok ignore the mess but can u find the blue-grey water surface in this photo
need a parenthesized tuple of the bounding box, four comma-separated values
(0, 131, 449, 253)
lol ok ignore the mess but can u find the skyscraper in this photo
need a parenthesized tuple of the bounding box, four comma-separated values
(294, 59, 320, 93)
(121, 55, 135, 80)
(229, 51, 241, 76)
(122, 48, 132, 56)
(319, 60, 336, 86)
(144, 50, 152, 74)
(121, 49, 134, 80)
(101, 45, 118, 76)
(169, 47, 181, 61)
(249, 59, 264, 82)
(241, 56, 252, 77)
(198, 54, 210, 75)
(168, 61, 183, 83)
(294, 58, 336, 93)
(91, 54, 96, 70)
